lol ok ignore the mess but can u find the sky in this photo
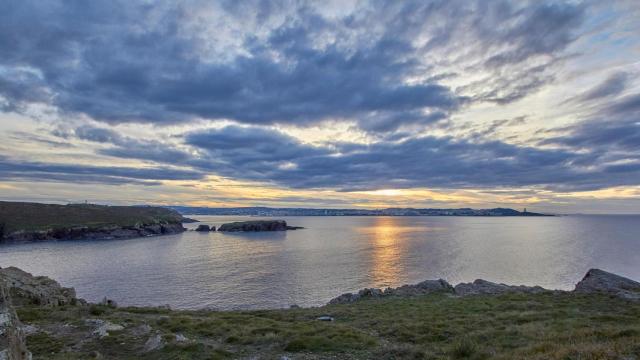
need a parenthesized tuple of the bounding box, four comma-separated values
(1, 0, 639, 213)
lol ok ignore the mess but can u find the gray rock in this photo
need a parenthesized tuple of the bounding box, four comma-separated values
(143, 333, 165, 352)
(0, 281, 32, 360)
(316, 316, 334, 321)
(175, 333, 189, 342)
(17, 325, 37, 336)
(0, 267, 80, 307)
(574, 268, 640, 300)
(195, 225, 211, 232)
(454, 279, 546, 296)
(130, 324, 152, 336)
(391, 279, 454, 296)
(328, 279, 453, 305)
(86, 319, 124, 338)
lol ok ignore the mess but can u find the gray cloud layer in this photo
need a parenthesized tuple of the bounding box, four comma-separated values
(2, 0, 639, 195)
(1, 0, 584, 132)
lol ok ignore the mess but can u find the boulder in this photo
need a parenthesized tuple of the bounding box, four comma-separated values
(454, 279, 546, 296)
(195, 225, 211, 232)
(574, 269, 640, 300)
(175, 333, 189, 342)
(85, 319, 124, 338)
(0, 281, 31, 360)
(0, 267, 80, 306)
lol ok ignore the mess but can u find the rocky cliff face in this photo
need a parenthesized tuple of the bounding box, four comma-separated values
(0, 281, 31, 360)
(2, 223, 185, 243)
(0, 267, 81, 307)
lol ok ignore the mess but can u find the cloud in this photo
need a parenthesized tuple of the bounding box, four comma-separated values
(579, 72, 631, 102)
(0, 156, 204, 185)
(544, 92, 640, 153)
(180, 125, 640, 192)
(0, 0, 585, 133)
(73, 125, 191, 163)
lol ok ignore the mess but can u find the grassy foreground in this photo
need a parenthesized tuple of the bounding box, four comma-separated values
(0, 201, 183, 234)
(18, 292, 640, 359)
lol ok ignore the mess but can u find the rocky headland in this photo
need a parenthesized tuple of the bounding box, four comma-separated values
(1, 266, 640, 359)
(0, 202, 187, 243)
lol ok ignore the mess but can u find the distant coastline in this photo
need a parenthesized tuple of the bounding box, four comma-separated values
(170, 206, 552, 217)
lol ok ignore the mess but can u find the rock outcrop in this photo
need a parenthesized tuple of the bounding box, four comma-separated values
(0, 267, 81, 307)
(329, 279, 453, 305)
(0, 281, 31, 360)
(218, 220, 302, 232)
(454, 279, 547, 296)
(195, 225, 213, 232)
(574, 268, 640, 300)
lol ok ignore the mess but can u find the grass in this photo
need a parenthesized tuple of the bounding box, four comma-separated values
(17, 292, 640, 359)
(0, 201, 184, 234)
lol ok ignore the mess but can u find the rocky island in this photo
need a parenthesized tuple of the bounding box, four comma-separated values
(0, 201, 188, 243)
(217, 220, 303, 232)
(1, 266, 639, 359)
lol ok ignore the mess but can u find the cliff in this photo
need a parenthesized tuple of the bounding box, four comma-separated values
(0, 278, 31, 360)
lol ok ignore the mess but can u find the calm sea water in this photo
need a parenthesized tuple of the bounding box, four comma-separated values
(0, 215, 639, 310)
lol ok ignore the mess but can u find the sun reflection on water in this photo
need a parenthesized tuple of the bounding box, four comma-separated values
(357, 217, 430, 288)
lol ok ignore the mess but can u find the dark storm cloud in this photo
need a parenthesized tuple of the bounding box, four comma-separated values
(0, 0, 585, 132)
(180, 125, 640, 192)
(185, 126, 329, 163)
(0, 156, 203, 185)
(73, 125, 191, 163)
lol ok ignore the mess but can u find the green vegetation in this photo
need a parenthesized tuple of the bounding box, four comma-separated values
(0, 201, 184, 234)
(18, 292, 640, 359)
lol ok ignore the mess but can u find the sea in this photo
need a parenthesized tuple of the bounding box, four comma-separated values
(0, 215, 638, 310)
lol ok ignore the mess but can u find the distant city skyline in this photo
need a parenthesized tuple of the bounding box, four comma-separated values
(1, 1, 639, 214)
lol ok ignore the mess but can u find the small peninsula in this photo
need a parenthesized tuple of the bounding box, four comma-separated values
(0, 201, 187, 243)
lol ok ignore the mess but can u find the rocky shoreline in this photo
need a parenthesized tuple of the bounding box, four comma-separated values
(328, 268, 640, 304)
(1, 222, 185, 243)
(1, 266, 639, 359)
